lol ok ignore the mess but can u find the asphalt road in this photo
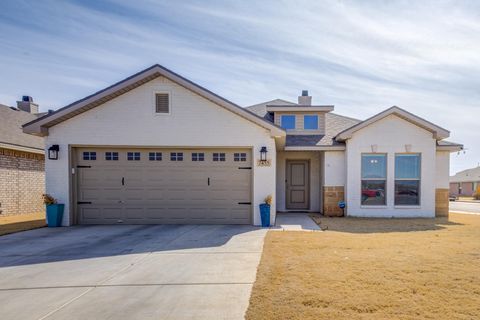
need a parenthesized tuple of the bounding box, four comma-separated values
(449, 201, 480, 214)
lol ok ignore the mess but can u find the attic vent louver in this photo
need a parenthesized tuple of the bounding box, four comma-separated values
(155, 93, 169, 113)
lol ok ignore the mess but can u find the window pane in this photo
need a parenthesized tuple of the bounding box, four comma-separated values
(361, 154, 386, 179)
(304, 115, 318, 130)
(361, 180, 386, 205)
(395, 154, 420, 179)
(281, 115, 295, 130)
(395, 180, 420, 205)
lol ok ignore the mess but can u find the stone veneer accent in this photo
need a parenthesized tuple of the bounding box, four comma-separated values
(435, 188, 449, 217)
(0, 148, 45, 216)
(323, 186, 344, 217)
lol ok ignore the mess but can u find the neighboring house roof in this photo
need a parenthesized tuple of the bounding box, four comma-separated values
(247, 99, 295, 118)
(336, 106, 450, 141)
(0, 104, 44, 153)
(450, 166, 480, 183)
(23, 64, 285, 138)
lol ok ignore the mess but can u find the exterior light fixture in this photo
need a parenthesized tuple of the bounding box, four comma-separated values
(260, 146, 268, 163)
(48, 145, 59, 160)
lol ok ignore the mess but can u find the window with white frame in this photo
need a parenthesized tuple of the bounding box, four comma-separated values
(361, 154, 387, 205)
(395, 154, 421, 205)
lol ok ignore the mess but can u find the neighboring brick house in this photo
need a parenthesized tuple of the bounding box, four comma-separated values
(450, 166, 480, 197)
(0, 96, 45, 216)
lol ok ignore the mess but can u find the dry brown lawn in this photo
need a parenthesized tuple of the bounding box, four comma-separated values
(0, 212, 46, 236)
(246, 213, 480, 320)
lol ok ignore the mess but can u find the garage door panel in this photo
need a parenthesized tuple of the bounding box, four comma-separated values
(77, 148, 251, 224)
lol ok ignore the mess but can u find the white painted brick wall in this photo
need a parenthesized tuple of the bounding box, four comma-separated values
(345, 114, 437, 217)
(45, 76, 276, 226)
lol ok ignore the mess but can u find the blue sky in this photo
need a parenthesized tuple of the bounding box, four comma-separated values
(0, 0, 478, 174)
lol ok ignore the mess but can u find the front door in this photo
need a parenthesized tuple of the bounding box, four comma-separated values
(286, 160, 310, 210)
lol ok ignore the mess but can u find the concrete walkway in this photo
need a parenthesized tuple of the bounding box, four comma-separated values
(0, 224, 267, 320)
(273, 213, 321, 231)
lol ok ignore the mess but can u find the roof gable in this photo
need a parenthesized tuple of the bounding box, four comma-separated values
(23, 65, 285, 137)
(335, 106, 450, 141)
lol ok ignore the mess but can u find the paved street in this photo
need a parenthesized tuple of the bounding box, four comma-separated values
(450, 201, 480, 214)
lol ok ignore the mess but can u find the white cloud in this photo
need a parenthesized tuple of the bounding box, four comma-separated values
(0, 0, 478, 173)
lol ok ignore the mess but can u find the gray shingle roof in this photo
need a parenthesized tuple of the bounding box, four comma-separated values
(450, 166, 480, 183)
(0, 104, 45, 150)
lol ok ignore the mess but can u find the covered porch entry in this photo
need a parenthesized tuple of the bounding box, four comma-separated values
(276, 150, 345, 217)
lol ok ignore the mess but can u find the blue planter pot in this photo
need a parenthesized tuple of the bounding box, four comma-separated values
(46, 204, 64, 227)
(259, 204, 270, 227)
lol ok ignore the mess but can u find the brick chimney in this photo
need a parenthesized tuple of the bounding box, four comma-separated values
(16, 96, 39, 114)
(298, 90, 312, 105)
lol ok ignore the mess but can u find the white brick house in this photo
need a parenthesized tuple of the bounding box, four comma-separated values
(23, 65, 462, 226)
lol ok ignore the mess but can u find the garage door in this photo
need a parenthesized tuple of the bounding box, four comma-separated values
(75, 148, 252, 224)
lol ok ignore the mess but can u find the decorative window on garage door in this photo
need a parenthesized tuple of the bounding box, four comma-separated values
(170, 152, 183, 161)
(234, 153, 247, 162)
(127, 152, 141, 161)
(149, 152, 162, 161)
(105, 152, 119, 161)
(83, 152, 96, 160)
(213, 153, 226, 161)
(192, 153, 204, 161)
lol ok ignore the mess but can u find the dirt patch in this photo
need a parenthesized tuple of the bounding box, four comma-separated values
(0, 212, 46, 236)
(246, 213, 480, 320)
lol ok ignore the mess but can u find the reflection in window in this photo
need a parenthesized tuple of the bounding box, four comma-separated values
(395, 154, 421, 205)
(361, 154, 386, 205)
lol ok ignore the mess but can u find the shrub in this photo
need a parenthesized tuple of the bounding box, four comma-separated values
(264, 195, 273, 205)
(42, 194, 57, 205)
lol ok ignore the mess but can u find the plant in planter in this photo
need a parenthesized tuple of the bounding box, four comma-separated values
(259, 195, 273, 227)
(43, 194, 65, 227)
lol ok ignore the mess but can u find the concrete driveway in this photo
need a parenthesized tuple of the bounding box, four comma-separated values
(0, 224, 266, 320)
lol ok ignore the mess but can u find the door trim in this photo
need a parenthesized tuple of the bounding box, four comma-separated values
(285, 159, 310, 210)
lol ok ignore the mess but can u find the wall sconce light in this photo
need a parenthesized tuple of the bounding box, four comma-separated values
(260, 146, 268, 163)
(371, 144, 378, 153)
(48, 145, 59, 160)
